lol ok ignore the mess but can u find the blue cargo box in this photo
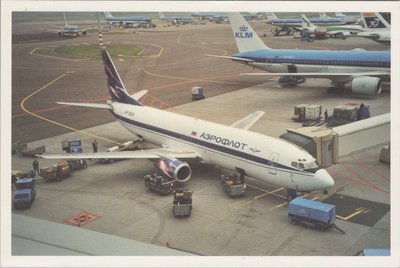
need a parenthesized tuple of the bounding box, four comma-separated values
(288, 197, 336, 224)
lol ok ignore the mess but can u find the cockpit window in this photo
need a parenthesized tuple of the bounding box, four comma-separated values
(291, 160, 319, 172)
(304, 161, 318, 169)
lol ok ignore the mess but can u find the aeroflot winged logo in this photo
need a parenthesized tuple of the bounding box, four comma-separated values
(235, 25, 253, 39)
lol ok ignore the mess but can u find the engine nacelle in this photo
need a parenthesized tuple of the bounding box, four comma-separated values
(351, 76, 382, 96)
(156, 159, 192, 183)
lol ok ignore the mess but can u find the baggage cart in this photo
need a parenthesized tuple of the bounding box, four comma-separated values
(172, 189, 192, 217)
(144, 173, 176, 195)
(220, 174, 246, 197)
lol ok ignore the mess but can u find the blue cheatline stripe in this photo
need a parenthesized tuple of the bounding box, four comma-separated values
(111, 111, 315, 177)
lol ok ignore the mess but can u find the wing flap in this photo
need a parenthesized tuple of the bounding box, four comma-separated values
(231, 111, 265, 130)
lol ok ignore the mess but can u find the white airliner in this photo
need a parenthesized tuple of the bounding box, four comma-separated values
(356, 12, 390, 44)
(209, 13, 390, 96)
(57, 13, 87, 37)
(37, 36, 334, 200)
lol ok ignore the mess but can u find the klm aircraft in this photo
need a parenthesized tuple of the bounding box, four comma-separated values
(57, 13, 87, 37)
(266, 12, 345, 26)
(104, 12, 151, 24)
(211, 13, 390, 96)
(38, 28, 334, 200)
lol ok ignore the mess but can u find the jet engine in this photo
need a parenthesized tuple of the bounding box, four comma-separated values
(156, 159, 192, 183)
(351, 76, 383, 96)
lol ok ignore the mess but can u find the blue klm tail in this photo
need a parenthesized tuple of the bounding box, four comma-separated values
(101, 49, 143, 106)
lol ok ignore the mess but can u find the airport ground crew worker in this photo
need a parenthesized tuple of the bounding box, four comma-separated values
(324, 109, 328, 122)
(32, 159, 39, 176)
(92, 140, 98, 153)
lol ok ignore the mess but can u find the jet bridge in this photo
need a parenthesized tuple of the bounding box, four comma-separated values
(280, 114, 390, 167)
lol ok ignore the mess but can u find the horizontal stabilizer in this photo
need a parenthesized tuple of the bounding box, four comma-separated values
(130, 90, 148, 101)
(207, 54, 254, 63)
(56, 102, 112, 109)
(231, 111, 265, 130)
(37, 148, 200, 160)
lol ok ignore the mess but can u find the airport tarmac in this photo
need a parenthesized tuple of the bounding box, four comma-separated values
(11, 79, 390, 256)
(9, 16, 391, 257)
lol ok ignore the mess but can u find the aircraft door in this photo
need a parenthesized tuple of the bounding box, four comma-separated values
(266, 56, 273, 66)
(323, 59, 329, 70)
(288, 65, 297, 73)
(268, 152, 279, 175)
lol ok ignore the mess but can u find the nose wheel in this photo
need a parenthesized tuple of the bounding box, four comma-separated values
(287, 189, 298, 202)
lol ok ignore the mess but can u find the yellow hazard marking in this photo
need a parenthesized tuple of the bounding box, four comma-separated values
(231, 186, 285, 208)
(336, 207, 370, 221)
(20, 73, 123, 146)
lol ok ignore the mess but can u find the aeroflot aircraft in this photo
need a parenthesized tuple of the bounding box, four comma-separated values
(212, 13, 390, 96)
(38, 37, 334, 200)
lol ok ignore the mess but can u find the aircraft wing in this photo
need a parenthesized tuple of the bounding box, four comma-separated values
(241, 71, 390, 79)
(231, 111, 265, 130)
(207, 55, 254, 63)
(36, 148, 201, 160)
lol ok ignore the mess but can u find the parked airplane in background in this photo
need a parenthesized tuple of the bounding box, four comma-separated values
(209, 13, 390, 96)
(57, 13, 87, 37)
(356, 12, 390, 44)
(319, 12, 359, 24)
(159, 12, 194, 24)
(191, 12, 258, 21)
(38, 30, 335, 201)
(266, 12, 345, 26)
(104, 12, 152, 27)
(301, 14, 363, 38)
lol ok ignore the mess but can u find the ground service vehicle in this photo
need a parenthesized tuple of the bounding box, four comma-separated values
(62, 138, 83, 153)
(144, 173, 176, 195)
(173, 189, 192, 217)
(221, 174, 246, 197)
(12, 170, 34, 186)
(288, 197, 345, 233)
(13, 178, 36, 209)
(40, 161, 72, 181)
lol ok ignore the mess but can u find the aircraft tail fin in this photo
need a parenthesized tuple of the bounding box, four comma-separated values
(228, 13, 270, 53)
(319, 12, 330, 19)
(361, 12, 390, 31)
(336, 12, 345, 17)
(63, 13, 68, 26)
(97, 13, 143, 106)
(104, 12, 114, 19)
(301, 14, 316, 29)
(101, 49, 143, 106)
(266, 12, 278, 21)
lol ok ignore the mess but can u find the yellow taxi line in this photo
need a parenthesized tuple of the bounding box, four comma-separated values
(20, 73, 123, 146)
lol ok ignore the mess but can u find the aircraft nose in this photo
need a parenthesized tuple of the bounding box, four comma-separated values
(315, 169, 334, 189)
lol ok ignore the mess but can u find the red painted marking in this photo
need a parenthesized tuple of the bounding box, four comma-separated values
(64, 211, 101, 227)
(350, 155, 390, 182)
(333, 162, 389, 194)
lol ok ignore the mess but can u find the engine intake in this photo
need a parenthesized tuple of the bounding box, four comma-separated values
(156, 159, 192, 183)
(351, 76, 382, 96)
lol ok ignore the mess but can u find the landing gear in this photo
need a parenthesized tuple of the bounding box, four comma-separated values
(287, 189, 298, 202)
(327, 82, 348, 94)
